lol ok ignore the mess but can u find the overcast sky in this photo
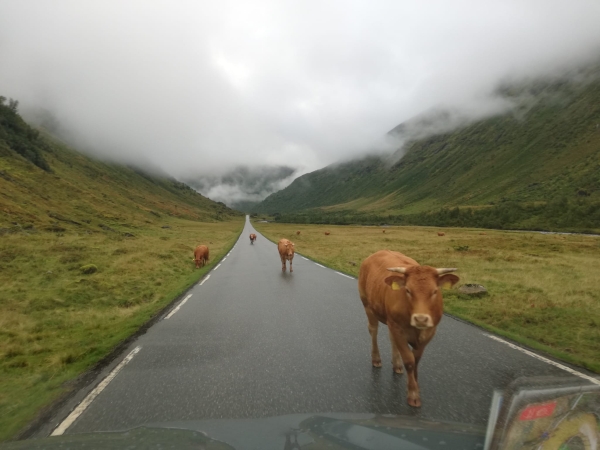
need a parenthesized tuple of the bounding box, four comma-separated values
(2, 1, 600, 187)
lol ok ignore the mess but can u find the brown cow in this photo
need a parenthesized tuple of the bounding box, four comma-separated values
(383, 229, 386, 233)
(193, 245, 209, 268)
(296, 231, 301, 235)
(278, 239, 295, 272)
(324, 231, 330, 235)
(250, 233, 257, 244)
(358, 250, 458, 407)
(437, 232, 445, 236)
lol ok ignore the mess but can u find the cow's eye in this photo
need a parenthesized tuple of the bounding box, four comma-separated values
(405, 288, 411, 295)
(432, 289, 438, 296)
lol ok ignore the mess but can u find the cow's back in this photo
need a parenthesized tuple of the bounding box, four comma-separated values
(195, 245, 209, 260)
(358, 250, 419, 321)
(277, 239, 289, 256)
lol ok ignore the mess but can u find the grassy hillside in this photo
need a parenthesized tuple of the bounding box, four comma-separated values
(256, 71, 600, 232)
(0, 99, 243, 440)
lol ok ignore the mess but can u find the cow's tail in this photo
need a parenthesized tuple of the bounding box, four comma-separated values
(206, 248, 209, 261)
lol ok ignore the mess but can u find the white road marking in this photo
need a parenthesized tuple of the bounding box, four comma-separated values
(302, 257, 308, 261)
(164, 294, 193, 319)
(51, 346, 141, 436)
(485, 334, 600, 385)
(214, 263, 221, 271)
(199, 275, 210, 286)
(315, 263, 326, 268)
(335, 271, 354, 279)
(222, 258, 227, 261)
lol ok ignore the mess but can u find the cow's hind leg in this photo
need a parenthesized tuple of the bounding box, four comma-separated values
(365, 308, 382, 368)
(388, 326, 403, 374)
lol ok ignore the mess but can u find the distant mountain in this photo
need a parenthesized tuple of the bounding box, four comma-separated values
(0, 97, 241, 233)
(255, 68, 600, 232)
(184, 165, 297, 211)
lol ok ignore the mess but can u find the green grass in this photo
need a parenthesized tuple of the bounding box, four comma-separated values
(254, 221, 600, 374)
(0, 104, 244, 440)
(0, 218, 242, 441)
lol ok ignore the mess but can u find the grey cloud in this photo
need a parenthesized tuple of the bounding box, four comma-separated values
(185, 165, 298, 208)
(1, 0, 600, 195)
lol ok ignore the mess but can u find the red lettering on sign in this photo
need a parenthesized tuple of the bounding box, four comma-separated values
(519, 402, 557, 421)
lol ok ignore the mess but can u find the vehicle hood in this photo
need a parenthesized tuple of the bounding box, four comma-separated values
(2, 413, 485, 450)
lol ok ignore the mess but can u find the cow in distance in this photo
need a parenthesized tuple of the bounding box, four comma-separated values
(278, 239, 295, 272)
(193, 245, 209, 268)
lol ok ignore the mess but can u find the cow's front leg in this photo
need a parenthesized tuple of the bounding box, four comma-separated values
(281, 257, 286, 272)
(412, 345, 426, 382)
(365, 308, 381, 367)
(289, 257, 293, 273)
(388, 327, 403, 374)
(389, 324, 420, 407)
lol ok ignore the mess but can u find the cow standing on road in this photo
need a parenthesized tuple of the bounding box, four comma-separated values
(250, 233, 257, 244)
(278, 239, 295, 272)
(358, 250, 458, 407)
(193, 245, 209, 268)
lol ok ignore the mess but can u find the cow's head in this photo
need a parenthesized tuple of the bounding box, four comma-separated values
(384, 266, 458, 329)
(285, 242, 295, 258)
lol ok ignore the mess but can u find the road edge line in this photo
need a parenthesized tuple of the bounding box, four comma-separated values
(50, 346, 142, 436)
(335, 271, 354, 279)
(164, 294, 193, 319)
(485, 334, 600, 385)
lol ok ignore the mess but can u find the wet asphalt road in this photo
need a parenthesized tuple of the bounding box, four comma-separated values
(42, 216, 598, 435)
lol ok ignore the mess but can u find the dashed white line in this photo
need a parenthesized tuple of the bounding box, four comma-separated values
(164, 294, 193, 319)
(485, 334, 600, 385)
(335, 271, 354, 279)
(222, 257, 227, 261)
(51, 346, 141, 436)
(301, 257, 308, 261)
(214, 263, 221, 271)
(315, 263, 326, 268)
(199, 275, 210, 286)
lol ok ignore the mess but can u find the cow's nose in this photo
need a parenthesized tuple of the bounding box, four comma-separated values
(411, 314, 432, 328)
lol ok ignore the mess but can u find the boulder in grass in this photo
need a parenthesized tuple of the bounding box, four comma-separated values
(80, 264, 98, 274)
(458, 284, 487, 296)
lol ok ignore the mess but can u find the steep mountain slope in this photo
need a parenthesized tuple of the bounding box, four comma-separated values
(256, 72, 600, 231)
(0, 99, 240, 233)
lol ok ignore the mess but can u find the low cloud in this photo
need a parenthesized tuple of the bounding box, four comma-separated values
(1, 0, 600, 183)
(185, 165, 299, 208)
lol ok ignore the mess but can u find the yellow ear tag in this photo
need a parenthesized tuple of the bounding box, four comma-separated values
(391, 282, 401, 291)
(442, 282, 451, 290)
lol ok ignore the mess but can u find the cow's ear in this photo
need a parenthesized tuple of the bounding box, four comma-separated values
(385, 275, 405, 290)
(438, 274, 459, 289)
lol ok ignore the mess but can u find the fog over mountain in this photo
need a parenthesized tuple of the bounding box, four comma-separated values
(184, 165, 297, 209)
(1, 1, 600, 204)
